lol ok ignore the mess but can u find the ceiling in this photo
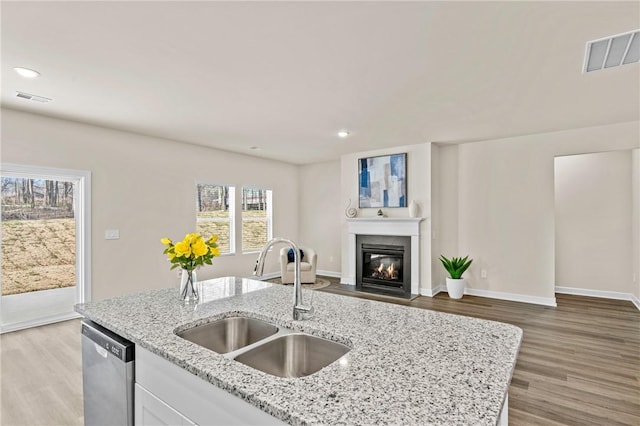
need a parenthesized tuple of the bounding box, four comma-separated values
(2, 1, 639, 165)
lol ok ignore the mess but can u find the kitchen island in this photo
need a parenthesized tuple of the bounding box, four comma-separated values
(75, 277, 522, 425)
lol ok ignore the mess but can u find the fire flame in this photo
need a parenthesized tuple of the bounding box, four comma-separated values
(372, 262, 398, 280)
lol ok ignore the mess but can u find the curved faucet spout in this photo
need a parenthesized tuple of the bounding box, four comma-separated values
(253, 238, 311, 320)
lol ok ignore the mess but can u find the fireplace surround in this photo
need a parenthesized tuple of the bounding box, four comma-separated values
(345, 217, 423, 296)
(356, 235, 411, 296)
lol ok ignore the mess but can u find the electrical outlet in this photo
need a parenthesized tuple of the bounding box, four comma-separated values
(480, 269, 487, 279)
(329, 256, 335, 263)
(105, 229, 120, 240)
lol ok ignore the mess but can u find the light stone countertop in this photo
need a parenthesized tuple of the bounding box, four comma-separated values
(75, 277, 522, 426)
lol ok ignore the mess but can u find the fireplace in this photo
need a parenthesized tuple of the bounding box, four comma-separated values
(356, 235, 411, 297)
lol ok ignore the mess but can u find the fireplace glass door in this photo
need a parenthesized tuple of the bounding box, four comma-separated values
(361, 244, 404, 288)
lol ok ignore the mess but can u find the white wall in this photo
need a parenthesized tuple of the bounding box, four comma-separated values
(298, 160, 342, 274)
(1, 108, 299, 301)
(430, 145, 442, 293)
(5, 106, 638, 306)
(431, 144, 459, 291)
(340, 143, 432, 292)
(437, 121, 639, 304)
(554, 151, 633, 293)
(633, 149, 640, 300)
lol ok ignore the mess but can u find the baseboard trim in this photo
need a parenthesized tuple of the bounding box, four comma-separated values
(1, 311, 82, 334)
(555, 286, 632, 300)
(464, 288, 557, 307)
(340, 275, 355, 285)
(316, 270, 341, 279)
(423, 285, 638, 310)
(556, 286, 640, 311)
(631, 294, 640, 311)
(421, 285, 445, 297)
(428, 285, 557, 306)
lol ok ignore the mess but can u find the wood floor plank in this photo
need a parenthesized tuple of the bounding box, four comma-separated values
(509, 387, 632, 426)
(1, 319, 83, 426)
(510, 408, 567, 426)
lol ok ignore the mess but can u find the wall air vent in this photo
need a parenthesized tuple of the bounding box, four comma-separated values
(15, 91, 52, 103)
(584, 29, 640, 73)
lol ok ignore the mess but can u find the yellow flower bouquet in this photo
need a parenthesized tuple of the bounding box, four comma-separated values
(160, 233, 220, 271)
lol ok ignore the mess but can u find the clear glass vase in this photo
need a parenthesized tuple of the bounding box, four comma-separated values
(179, 269, 198, 303)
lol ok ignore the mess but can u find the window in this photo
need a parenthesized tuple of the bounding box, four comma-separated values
(241, 187, 272, 252)
(196, 184, 234, 255)
(195, 184, 272, 255)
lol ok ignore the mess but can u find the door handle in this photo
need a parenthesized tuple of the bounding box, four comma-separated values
(94, 342, 108, 358)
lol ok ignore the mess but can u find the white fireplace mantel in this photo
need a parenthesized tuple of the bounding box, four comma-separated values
(346, 217, 423, 236)
(345, 217, 424, 294)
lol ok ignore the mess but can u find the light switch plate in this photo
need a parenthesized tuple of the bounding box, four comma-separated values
(105, 229, 120, 240)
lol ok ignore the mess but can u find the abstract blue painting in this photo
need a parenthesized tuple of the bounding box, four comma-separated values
(358, 153, 406, 208)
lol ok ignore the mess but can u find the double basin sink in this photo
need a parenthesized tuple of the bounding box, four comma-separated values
(176, 316, 350, 378)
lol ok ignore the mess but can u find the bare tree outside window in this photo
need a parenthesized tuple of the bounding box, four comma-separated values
(242, 187, 272, 252)
(196, 184, 234, 254)
(1, 177, 76, 295)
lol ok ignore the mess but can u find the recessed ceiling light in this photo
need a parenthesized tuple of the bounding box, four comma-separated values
(14, 67, 41, 78)
(338, 130, 350, 138)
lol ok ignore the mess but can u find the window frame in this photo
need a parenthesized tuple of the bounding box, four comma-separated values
(240, 186, 273, 254)
(195, 182, 235, 256)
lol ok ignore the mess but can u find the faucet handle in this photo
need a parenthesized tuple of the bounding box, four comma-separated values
(296, 290, 315, 319)
(296, 304, 314, 320)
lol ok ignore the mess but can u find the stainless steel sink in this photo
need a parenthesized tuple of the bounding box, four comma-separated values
(177, 317, 278, 354)
(234, 333, 350, 378)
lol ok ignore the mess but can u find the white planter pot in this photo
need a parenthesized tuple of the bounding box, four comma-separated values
(446, 278, 466, 299)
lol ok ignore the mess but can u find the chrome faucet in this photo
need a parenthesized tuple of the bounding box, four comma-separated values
(254, 238, 313, 320)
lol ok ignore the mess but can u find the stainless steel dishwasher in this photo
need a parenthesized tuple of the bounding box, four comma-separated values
(81, 319, 135, 426)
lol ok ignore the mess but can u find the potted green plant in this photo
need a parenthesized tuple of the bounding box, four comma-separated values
(439, 255, 473, 299)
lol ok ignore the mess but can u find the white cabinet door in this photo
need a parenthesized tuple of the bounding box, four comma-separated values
(135, 384, 196, 426)
(136, 346, 284, 425)
(498, 394, 509, 426)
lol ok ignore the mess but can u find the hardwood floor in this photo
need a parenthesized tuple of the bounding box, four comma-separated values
(0, 319, 83, 426)
(319, 281, 640, 426)
(1, 282, 638, 426)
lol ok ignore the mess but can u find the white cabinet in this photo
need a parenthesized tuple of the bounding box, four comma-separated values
(135, 384, 195, 426)
(135, 346, 284, 426)
(498, 394, 509, 426)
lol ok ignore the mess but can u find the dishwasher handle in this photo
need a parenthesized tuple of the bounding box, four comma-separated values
(81, 319, 134, 363)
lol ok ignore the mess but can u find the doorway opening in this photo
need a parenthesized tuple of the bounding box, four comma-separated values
(1, 164, 91, 333)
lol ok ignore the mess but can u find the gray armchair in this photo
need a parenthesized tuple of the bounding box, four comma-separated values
(279, 247, 317, 284)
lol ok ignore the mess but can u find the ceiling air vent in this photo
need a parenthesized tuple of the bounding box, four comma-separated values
(15, 91, 52, 103)
(584, 29, 640, 73)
